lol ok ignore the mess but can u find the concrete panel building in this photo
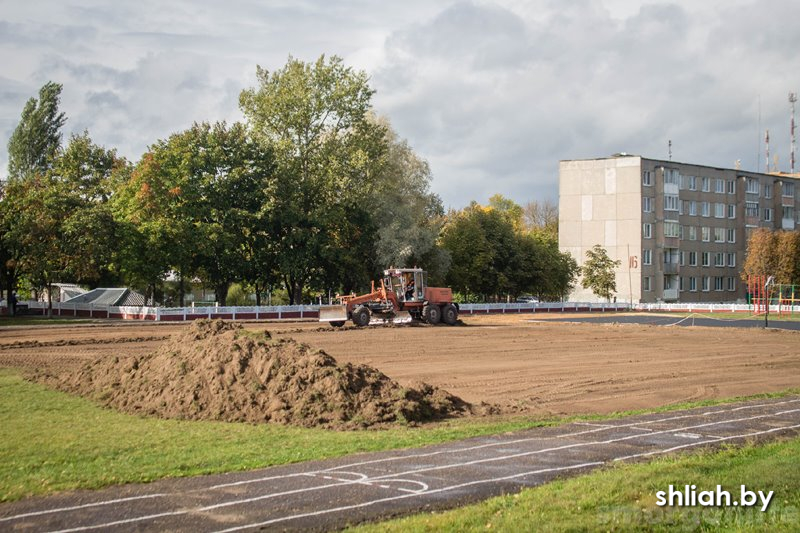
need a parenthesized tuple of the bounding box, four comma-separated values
(559, 155, 800, 303)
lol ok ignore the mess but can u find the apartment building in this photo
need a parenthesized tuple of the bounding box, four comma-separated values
(559, 155, 800, 303)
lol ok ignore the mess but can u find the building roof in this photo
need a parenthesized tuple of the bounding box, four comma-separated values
(63, 288, 146, 307)
(560, 154, 800, 181)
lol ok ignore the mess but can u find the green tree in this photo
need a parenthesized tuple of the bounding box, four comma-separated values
(7, 82, 67, 182)
(240, 55, 383, 303)
(581, 244, 621, 301)
(742, 228, 800, 285)
(370, 116, 449, 282)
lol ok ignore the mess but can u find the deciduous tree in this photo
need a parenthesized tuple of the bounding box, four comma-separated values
(581, 244, 621, 301)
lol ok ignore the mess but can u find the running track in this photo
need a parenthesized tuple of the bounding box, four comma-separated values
(2, 397, 799, 532)
(534, 313, 800, 330)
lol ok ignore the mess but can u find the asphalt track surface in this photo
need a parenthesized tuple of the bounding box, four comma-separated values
(534, 313, 800, 330)
(2, 397, 800, 532)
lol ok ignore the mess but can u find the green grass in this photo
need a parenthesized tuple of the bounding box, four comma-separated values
(1, 367, 797, 509)
(0, 369, 551, 502)
(349, 438, 800, 532)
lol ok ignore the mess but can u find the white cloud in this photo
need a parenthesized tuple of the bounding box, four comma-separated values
(0, 0, 798, 207)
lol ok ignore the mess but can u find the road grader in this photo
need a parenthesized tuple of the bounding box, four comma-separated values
(319, 268, 459, 327)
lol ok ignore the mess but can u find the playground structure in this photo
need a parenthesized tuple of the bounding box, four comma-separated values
(747, 275, 800, 316)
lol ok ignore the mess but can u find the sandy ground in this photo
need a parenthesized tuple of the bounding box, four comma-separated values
(1, 314, 798, 416)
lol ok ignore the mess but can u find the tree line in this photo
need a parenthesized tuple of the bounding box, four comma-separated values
(0, 55, 578, 312)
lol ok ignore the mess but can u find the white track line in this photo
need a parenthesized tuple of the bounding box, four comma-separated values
(4, 397, 797, 525)
(212, 421, 800, 532)
(0, 494, 167, 523)
(36, 407, 800, 533)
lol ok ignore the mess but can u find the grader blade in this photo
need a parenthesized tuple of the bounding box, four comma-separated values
(319, 305, 348, 323)
(391, 311, 412, 324)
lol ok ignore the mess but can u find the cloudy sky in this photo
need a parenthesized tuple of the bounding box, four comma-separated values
(1, 0, 798, 208)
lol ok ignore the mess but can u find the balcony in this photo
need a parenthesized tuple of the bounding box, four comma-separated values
(663, 289, 679, 301)
(663, 263, 679, 275)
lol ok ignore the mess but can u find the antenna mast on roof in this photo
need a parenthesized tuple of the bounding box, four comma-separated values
(790, 92, 797, 174)
(765, 129, 770, 173)
(668, 139, 672, 161)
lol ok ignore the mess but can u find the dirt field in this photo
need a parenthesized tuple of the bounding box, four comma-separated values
(1, 314, 798, 416)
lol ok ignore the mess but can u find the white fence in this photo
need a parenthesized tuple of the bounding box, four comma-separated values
(2, 300, 798, 322)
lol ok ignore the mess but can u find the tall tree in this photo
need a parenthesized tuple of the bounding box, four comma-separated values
(240, 55, 382, 303)
(7, 82, 67, 182)
(742, 228, 800, 285)
(523, 199, 558, 239)
(371, 115, 449, 282)
(581, 244, 621, 301)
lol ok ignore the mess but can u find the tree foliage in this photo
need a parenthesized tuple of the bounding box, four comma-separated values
(581, 244, 621, 301)
(7, 82, 67, 182)
(742, 228, 800, 285)
(441, 197, 578, 301)
(240, 55, 382, 303)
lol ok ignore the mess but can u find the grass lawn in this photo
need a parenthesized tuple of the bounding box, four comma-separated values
(0, 369, 556, 502)
(1, 366, 797, 513)
(349, 438, 800, 532)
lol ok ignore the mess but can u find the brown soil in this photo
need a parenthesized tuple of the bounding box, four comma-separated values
(34, 320, 469, 429)
(1, 314, 798, 418)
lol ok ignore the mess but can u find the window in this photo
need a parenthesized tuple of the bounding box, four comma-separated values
(746, 177, 760, 194)
(664, 194, 679, 211)
(764, 208, 773, 222)
(714, 227, 725, 242)
(784, 182, 796, 197)
(687, 176, 697, 190)
(715, 203, 725, 218)
(643, 197, 653, 212)
(679, 276, 685, 291)
(642, 249, 652, 266)
(715, 178, 725, 193)
(679, 200, 686, 215)
(679, 225, 685, 240)
(727, 180, 736, 194)
(727, 252, 736, 267)
(745, 201, 759, 218)
(690, 277, 697, 292)
(680, 252, 685, 266)
(727, 277, 736, 291)
(714, 252, 725, 267)
(643, 223, 652, 239)
(643, 276, 652, 291)
(642, 170, 653, 186)
(689, 226, 697, 241)
(702, 276, 710, 291)
(689, 201, 698, 216)
(714, 277, 724, 291)
(701, 177, 710, 192)
(689, 251, 697, 266)
(727, 204, 736, 219)
(702, 252, 710, 267)
(727, 228, 736, 243)
(764, 184, 772, 199)
(784, 206, 796, 220)
(664, 169, 680, 186)
(702, 226, 710, 242)
(701, 202, 710, 217)
(664, 221, 680, 238)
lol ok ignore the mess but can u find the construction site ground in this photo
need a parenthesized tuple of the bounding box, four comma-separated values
(1, 312, 798, 416)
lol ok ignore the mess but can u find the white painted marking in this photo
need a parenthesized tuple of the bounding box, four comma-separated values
(673, 433, 702, 439)
(213, 422, 800, 532)
(38, 407, 800, 532)
(0, 494, 167, 523)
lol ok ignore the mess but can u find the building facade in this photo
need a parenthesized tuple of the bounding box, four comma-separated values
(559, 155, 800, 303)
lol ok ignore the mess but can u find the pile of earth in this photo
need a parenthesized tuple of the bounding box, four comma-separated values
(41, 319, 470, 429)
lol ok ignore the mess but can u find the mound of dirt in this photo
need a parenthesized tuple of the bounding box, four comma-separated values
(43, 319, 470, 429)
